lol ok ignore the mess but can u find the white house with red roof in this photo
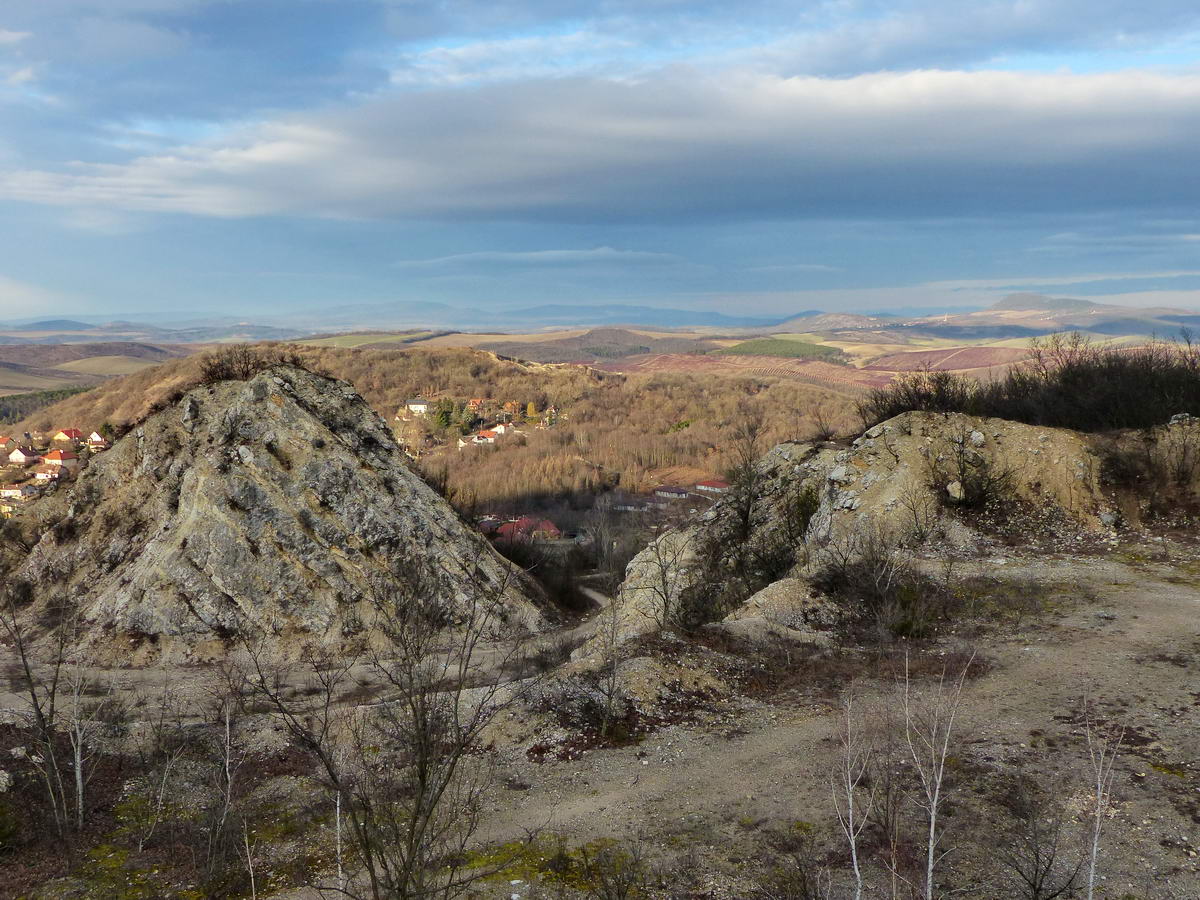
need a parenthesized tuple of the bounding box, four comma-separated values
(472, 430, 498, 444)
(43, 449, 80, 472)
(52, 428, 85, 444)
(695, 479, 731, 494)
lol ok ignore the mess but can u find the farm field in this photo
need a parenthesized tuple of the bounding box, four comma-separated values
(592, 352, 896, 389)
(297, 330, 436, 348)
(715, 337, 847, 362)
(53, 355, 164, 375)
(863, 346, 1032, 372)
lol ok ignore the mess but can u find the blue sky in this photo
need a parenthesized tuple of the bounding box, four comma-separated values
(1, 0, 1199, 322)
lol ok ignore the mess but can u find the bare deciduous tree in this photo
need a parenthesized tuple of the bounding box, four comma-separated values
(242, 557, 527, 899)
(1082, 699, 1124, 900)
(831, 691, 874, 900)
(902, 652, 974, 900)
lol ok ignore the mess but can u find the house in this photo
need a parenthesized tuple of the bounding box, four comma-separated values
(43, 449, 81, 472)
(88, 432, 110, 450)
(0, 436, 15, 453)
(495, 516, 562, 543)
(52, 428, 85, 444)
(404, 399, 430, 416)
(32, 464, 61, 482)
(466, 398, 486, 413)
(695, 479, 731, 494)
(491, 422, 516, 435)
(473, 430, 498, 444)
(653, 485, 691, 500)
(0, 483, 38, 500)
(612, 494, 649, 513)
(476, 515, 503, 535)
(8, 447, 39, 466)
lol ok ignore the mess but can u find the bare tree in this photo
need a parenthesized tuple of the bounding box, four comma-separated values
(865, 695, 914, 898)
(62, 659, 124, 831)
(128, 679, 191, 852)
(726, 408, 767, 542)
(1082, 699, 1124, 900)
(831, 691, 874, 900)
(242, 557, 527, 899)
(902, 653, 974, 900)
(1, 587, 81, 839)
(634, 529, 694, 633)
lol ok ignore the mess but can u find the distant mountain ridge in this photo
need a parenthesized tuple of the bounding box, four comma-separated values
(989, 293, 1103, 312)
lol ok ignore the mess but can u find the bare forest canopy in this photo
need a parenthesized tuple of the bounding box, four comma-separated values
(18, 344, 861, 511)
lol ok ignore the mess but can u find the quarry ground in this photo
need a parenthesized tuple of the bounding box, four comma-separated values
(466, 541, 1200, 899)
(3, 538, 1198, 899)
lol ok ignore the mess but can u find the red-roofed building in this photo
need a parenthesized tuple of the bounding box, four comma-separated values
(52, 429, 85, 443)
(473, 430, 498, 444)
(43, 449, 81, 472)
(695, 479, 731, 494)
(495, 516, 562, 543)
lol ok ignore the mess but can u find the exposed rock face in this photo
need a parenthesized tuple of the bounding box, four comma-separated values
(11, 366, 546, 662)
(581, 411, 1141, 655)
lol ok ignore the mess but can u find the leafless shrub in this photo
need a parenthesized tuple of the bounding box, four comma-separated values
(995, 775, 1083, 900)
(199, 345, 306, 385)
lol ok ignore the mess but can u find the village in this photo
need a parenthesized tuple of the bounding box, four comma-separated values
(395, 395, 731, 548)
(398, 396, 724, 547)
(0, 427, 110, 517)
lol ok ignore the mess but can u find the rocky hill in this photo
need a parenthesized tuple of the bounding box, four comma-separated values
(4, 365, 547, 663)
(589, 409, 1200, 652)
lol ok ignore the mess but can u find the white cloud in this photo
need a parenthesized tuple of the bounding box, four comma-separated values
(0, 29, 31, 45)
(3, 68, 1200, 224)
(393, 247, 686, 268)
(748, 263, 842, 273)
(6, 66, 35, 85)
(390, 30, 640, 86)
(926, 270, 1200, 291)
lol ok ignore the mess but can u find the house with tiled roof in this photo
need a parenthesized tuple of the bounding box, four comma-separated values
(43, 449, 81, 472)
(52, 428, 85, 443)
(8, 447, 39, 466)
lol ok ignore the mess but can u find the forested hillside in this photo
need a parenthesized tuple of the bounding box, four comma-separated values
(21, 344, 859, 510)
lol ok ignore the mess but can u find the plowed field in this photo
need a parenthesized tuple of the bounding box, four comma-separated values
(592, 353, 893, 389)
(864, 346, 1030, 371)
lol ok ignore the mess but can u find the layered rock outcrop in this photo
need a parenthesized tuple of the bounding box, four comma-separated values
(582, 410, 1197, 655)
(8, 366, 546, 662)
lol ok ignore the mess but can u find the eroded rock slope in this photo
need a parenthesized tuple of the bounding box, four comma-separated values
(588, 410, 1200, 653)
(9, 366, 546, 662)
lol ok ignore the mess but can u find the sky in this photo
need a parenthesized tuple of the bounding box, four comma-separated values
(1, 0, 1200, 323)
